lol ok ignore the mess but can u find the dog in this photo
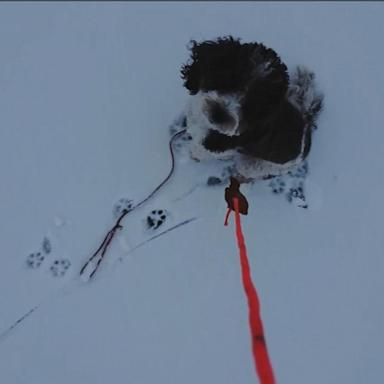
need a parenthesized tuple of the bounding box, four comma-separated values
(180, 36, 323, 182)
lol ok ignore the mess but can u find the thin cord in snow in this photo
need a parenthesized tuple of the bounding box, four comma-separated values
(80, 129, 187, 279)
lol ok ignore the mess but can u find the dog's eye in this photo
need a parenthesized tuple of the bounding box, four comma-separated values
(205, 100, 233, 125)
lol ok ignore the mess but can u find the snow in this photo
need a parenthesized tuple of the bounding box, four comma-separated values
(0, 2, 383, 383)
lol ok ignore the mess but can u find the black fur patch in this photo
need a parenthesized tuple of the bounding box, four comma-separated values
(181, 36, 323, 165)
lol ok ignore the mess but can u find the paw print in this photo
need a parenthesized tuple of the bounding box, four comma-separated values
(269, 178, 286, 194)
(286, 184, 304, 202)
(146, 210, 168, 230)
(287, 161, 308, 179)
(25, 235, 53, 269)
(180, 132, 192, 141)
(286, 182, 308, 209)
(50, 259, 71, 277)
(113, 198, 133, 218)
(26, 252, 45, 269)
(207, 176, 223, 186)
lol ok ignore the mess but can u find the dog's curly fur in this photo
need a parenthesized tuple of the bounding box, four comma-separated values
(180, 36, 323, 180)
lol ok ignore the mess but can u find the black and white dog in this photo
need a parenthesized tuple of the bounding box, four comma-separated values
(180, 36, 323, 181)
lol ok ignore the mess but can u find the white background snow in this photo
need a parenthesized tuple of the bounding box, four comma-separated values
(0, 2, 383, 383)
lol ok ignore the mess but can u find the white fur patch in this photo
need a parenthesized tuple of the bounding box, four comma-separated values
(184, 68, 319, 180)
(185, 91, 241, 161)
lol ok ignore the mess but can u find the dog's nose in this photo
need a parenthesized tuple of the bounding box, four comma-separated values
(205, 100, 236, 132)
(206, 100, 231, 124)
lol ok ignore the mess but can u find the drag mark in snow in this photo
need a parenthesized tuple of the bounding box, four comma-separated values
(0, 306, 39, 344)
(0, 216, 196, 344)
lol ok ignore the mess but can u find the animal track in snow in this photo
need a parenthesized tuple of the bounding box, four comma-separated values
(266, 161, 309, 209)
(146, 209, 168, 230)
(286, 181, 308, 209)
(42, 237, 52, 255)
(26, 252, 45, 269)
(50, 259, 71, 277)
(25, 235, 53, 269)
(24, 218, 75, 275)
(287, 161, 308, 178)
(113, 198, 133, 218)
(269, 177, 286, 194)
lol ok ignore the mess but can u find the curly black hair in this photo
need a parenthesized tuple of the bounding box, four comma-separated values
(181, 36, 323, 166)
(181, 36, 289, 123)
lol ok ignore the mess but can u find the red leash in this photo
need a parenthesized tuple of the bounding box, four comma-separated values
(225, 197, 276, 384)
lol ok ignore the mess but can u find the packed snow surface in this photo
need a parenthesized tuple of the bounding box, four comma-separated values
(0, 3, 383, 383)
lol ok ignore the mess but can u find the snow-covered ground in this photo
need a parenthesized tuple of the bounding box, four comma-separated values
(0, 2, 383, 383)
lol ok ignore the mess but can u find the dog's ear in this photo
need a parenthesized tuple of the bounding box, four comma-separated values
(181, 36, 244, 94)
(242, 44, 289, 122)
(181, 40, 202, 94)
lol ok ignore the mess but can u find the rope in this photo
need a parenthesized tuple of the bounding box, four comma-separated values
(80, 129, 187, 279)
(226, 197, 276, 384)
(224, 207, 232, 226)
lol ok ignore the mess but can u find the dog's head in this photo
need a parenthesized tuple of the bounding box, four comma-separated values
(181, 36, 289, 133)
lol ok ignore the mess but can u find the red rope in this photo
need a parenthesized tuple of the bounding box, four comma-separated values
(227, 197, 276, 384)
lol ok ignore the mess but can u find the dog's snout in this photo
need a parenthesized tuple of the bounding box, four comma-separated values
(205, 99, 235, 128)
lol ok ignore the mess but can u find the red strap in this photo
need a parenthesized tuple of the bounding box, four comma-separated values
(228, 197, 276, 384)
